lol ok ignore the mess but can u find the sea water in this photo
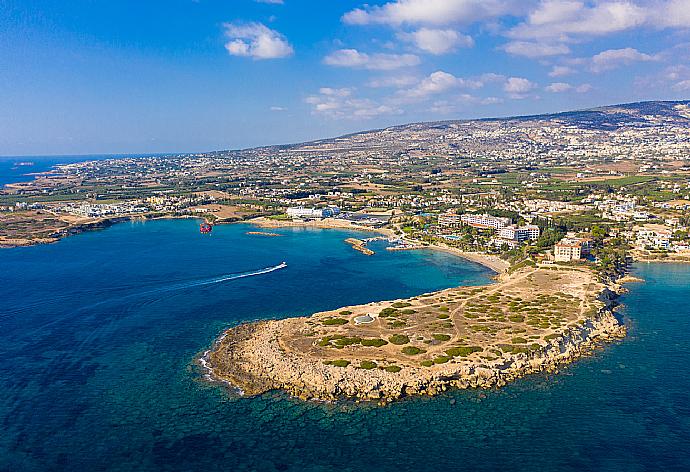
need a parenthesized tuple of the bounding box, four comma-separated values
(0, 220, 689, 471)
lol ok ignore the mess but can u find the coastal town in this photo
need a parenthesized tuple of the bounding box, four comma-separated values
(2, 101, 689, 266)
(2, 100, 690, 401)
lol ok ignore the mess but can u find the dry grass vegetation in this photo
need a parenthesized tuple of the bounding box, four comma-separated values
(281, 265, 605, 372)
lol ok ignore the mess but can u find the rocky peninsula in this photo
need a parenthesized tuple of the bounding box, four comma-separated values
(205, 264, 626, 402)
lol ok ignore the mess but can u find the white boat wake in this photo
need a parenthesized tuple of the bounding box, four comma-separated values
(73, 262, 288, 312)
(163, 262, 288, 292)
(154, 262, 287, 294)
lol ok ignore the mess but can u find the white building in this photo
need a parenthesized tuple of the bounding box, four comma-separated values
(554, 238, 584, 262)
(498, 224, 540, 242)
(438, 212, 462, 228)
(460, 213, 511, 230)
(286, 206, 340, 219)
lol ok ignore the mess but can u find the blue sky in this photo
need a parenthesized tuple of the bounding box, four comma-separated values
(1, 0, 689, 156)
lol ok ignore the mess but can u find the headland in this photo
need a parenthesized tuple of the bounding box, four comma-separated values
(205, 263, 626, 402)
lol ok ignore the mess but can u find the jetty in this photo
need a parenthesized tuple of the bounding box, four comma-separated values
(345, 238, 374, 256)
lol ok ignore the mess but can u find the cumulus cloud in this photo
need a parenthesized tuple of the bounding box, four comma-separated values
(549, 65, 575, 77)
(503, 40, 570, 58)
(650, 0, 690, 28)
(673, 79, 690, 91)
(269, 106, 287, 111)
(399, 28, 474, 54)
(509, 1, 648, 41)
(342, 0, 525, 26)
(255, 0, 284, 4)
(430, 95, 503, 113)
(305, 88, 402, 119)
(399, 71, 484, 100)
(223, 22, 293, 59)
(323, 49, 420, 70)
(544, 81, 590, 92)
(504, 77, 537, 98)
(545, 82, 573, 92)
(590, 47, 656, 72)
(367, 75, 419, 88)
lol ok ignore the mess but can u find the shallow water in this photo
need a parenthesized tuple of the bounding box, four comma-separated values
(1, 221, 689, 470)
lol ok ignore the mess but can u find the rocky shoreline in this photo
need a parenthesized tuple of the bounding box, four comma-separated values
(204, 270, 627, 403)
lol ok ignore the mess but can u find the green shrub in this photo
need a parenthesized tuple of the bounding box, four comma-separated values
(401, 309, 416, 315)
(332, 336, 362, 347)
(383, 365, 402, 373)
(433, 356, 450, 364)
(361, 338, 388, 347)
(432, 333, 451, 342)
(437, 313, 450, 319)
(445, 346, 482, 357)
(391, 302, 412, 308)
(401, 346, 425, 355)
(317, 334, 344, 346)
(379, 307, 399, 317)
(508, 315, 525, 323)
(322, 318, 348, 326)
(439, 306, 449, 312)
(511, 337, 527, 344)
(387, 320, 407, 328)
(388, 334, 410, 345)
(339, 310, 353, 316)
(359, 360, 377, 370)
(420, 360, 434, 367)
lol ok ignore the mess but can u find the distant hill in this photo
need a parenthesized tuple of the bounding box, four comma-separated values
(215, 100, 690, 156)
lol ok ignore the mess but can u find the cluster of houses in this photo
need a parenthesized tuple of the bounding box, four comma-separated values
(58, 202, 148, 218)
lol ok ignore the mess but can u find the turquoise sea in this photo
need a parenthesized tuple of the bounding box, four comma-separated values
(1, 219, 689, 471)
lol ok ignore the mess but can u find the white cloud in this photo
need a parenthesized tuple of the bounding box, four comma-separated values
(545, 82, 572, 92)
(549, 65, 575, 77)
(400, 71, 483, 100)
(590, 47, 656, 72)
(673, 79, 690, 91)
(255, 0, 284, 4)
(342, 0, 525, 26)
(318, 87, 353, 97)
(270, 106, 287, 111)
(651, 0, 690, 28)
(223, 22, 293, 59)
(323, 49, 420, 70)
(509, 1, 648, 41)
(305, 88, 402, 119)
(367, 75, 419, 88)
(504, 77, 536, 98)
(429, 94, 503, 114)
(399, 28, 474, 55)
(503, 40, 570, 58)
(545, 82, 592, 92)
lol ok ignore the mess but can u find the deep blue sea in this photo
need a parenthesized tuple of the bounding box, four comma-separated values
(1, 219, 689, 471)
